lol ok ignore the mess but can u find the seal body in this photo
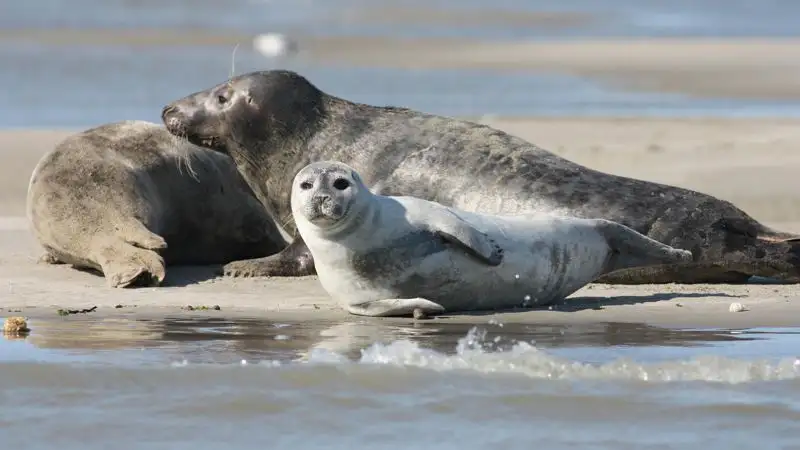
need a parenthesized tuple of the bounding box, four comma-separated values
(162, 69, 800, 284)
(26, 120, 286, 288)
(291, 162, 693, 317)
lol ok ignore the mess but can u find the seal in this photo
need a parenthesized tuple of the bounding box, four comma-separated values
(162, 69, 800, 284)
(26, 120, 287, 288)
(290, 161, 693, 316)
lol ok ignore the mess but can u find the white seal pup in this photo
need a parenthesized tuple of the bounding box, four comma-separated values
(290, 161, 694, 317)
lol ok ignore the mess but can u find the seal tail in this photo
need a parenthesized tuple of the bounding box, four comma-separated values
(753, 237, 800, 282)
(595, 219, 693, 273)
(755, 222, 800, 242)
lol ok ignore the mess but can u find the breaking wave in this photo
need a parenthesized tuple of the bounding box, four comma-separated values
(304, 327, 800, 384)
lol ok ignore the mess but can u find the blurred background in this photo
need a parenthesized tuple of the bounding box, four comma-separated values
(5, 0, 800, 128)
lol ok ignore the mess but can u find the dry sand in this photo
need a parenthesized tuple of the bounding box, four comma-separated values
(2, 118, 799, 329)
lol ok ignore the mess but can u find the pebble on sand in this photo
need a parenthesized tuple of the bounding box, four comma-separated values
(3, 316, 30, 335)
(413, 308, 429, 320)
(728, 302, 747, 313)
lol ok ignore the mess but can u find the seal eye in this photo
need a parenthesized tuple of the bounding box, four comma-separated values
(333, 178, 350, 191)
(217, 95, 227, 105)
(300, 181, 313, 190)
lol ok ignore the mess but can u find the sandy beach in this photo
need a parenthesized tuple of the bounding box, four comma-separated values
(3, 118, 799, 329)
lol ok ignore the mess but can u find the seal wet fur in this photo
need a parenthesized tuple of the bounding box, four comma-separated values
(26, 120, 286, 287)
(290, 161, 693, 317)
(162, 69, 800, 284)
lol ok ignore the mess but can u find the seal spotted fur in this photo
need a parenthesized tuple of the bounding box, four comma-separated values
(162, 69, 800, 284)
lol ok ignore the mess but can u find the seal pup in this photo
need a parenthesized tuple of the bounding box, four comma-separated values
(290, 162, 693, 317)
(27, 120, 286, 288)
(162, 69, 800, 284)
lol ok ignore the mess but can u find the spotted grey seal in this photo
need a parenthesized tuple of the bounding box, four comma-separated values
(26, 120, 286, 287)
(161, 69, 800, 284)
(291, 161, 693, 316)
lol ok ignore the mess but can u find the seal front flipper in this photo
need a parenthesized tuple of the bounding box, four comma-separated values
(346, 298, 446, 317)
(428, 210, 504, 266)
(223, 237, 316, 277)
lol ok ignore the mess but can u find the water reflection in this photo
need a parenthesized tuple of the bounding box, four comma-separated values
(0, 315, 762, 365)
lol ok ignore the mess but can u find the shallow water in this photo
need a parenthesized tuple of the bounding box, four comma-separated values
(5, 0, 800, 128)
(2, 315, 800, 449)
(4, 2, 800, 447)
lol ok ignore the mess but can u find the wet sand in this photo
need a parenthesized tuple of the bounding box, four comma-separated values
(3, 118, 799, 329)
(6, 29, 800, 100)
(300, 37, 800, 100)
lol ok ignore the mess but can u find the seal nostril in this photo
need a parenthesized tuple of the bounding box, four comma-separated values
(161, 105, 175, 120)
(333, 178, 350, 191)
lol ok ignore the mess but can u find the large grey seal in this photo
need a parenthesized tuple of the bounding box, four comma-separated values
(161, 69, 800, 284)
(26, 120, 286, 287)
(291, 161, 693, 316)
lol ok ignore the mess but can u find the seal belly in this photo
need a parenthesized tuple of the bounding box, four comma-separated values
(349, 229, 451, 288)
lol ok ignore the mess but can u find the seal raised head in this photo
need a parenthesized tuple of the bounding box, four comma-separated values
(27, 120, 286, 288)
(163, 69, 800, 284)
(291, 161, 693, 317)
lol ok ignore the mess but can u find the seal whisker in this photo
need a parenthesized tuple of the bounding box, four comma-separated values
(229, 43, 241, 82)
(179, 149, 200, 182)
(170, 132, 200, 182)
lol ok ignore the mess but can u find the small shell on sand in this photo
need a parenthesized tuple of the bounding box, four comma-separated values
(728, 302, 747, 313)
(413, 308, 429, 320)
(3, 316, 30, 334)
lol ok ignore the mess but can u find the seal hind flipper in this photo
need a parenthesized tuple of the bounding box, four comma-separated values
(346, 298, 446, 317)
(38, 252, 64, 265)
(223, 237, 315, 277)
(93, 239, 166, 288)
(429, 211, 504, 266)
(753, 238, 800, 282)
(119, 222, 168, 251)
(594, 219, 693, 274)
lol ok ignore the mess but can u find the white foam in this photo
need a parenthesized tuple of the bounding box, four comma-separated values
(305, 327, 800, 384)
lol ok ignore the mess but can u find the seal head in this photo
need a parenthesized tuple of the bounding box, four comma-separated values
(291, 161, 368, 236)
(161, 70, 324, 156)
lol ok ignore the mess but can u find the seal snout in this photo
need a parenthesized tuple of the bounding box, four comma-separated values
(161, 104, 184, 135)
(161, 101, 223, 151)
(307, 193, 345, 223)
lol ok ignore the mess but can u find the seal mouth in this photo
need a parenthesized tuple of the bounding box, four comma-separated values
(161, 106, 224, 152)
(307, 201, 348, 226)
(194, 136, 222, 150)
(166, 123, 222, 152)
